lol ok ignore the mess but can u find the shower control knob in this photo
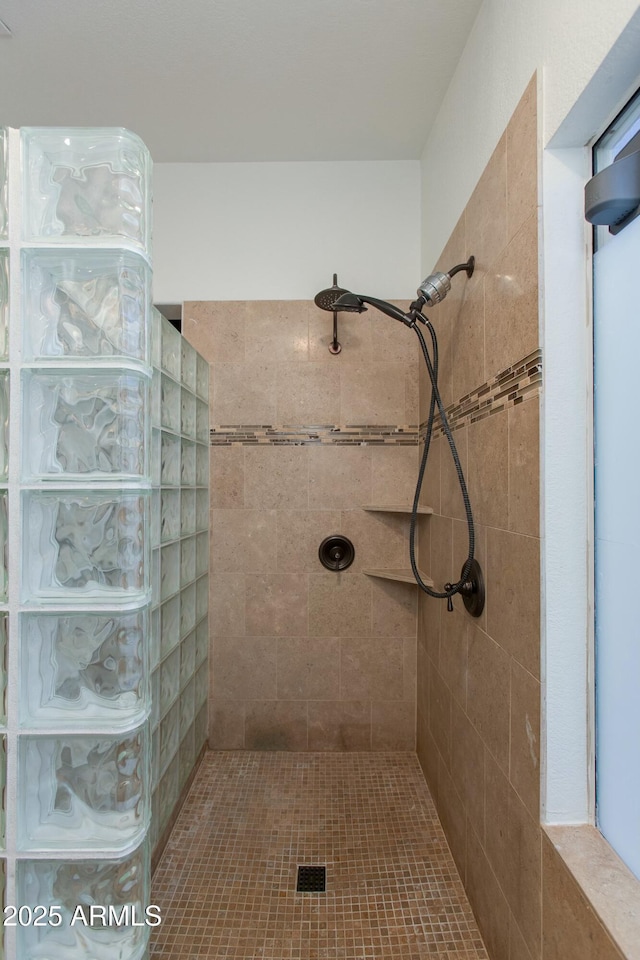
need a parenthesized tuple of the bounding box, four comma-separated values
(318, 535, 355, 571)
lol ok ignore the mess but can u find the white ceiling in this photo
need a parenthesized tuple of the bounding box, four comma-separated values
(0, 0, 482, 163)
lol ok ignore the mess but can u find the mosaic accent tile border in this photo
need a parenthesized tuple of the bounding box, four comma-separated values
(210, 424, 420, 446)
(426, 349, 542, 438)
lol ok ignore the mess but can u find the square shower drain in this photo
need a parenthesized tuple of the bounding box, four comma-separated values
(296, 865, 326, 892)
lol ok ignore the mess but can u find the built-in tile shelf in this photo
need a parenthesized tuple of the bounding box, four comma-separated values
(363, 568, 434, 586)
(362, 504, 434, 514)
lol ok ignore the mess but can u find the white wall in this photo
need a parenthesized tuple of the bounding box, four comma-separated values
(152, 161, 421, 303)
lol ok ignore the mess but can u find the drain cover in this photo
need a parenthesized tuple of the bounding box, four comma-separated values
(296, 865, 326, 892)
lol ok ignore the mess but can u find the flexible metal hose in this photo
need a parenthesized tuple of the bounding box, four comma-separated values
(409, 320, 475, 603)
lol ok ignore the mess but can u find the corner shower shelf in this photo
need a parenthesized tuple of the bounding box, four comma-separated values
(362, 504, 433, 514)
(363, 567, 434, 586)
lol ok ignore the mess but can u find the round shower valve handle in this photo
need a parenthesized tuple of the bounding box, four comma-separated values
(318, 535, 355, 571)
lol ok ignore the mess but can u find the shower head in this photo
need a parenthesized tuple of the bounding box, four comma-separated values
(314, 275, 365, 313)
(416, 256, 475, 308)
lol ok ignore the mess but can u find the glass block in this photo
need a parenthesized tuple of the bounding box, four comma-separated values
(0, 127, 6, 240)
(160, 319, 180, 380)
(196, 399, 209, 444)
(196, 354, 209, 401)
(150, 606, 160, 672)
(151, 427, 161, 487)
(22, 248, 150, 364)
(160, 374, 180, 434)
(181, 388, 196, 439)
(196, 442, 209, 487)
(16, 841, 149, 960)
(0, 493, 7, 602)
(159, 646, 180, 718)
(150, 787, 159, 852)
(23, 369, 149, 481)
(158, 754, 178, 833)
(181, 338, 196, 393)
(0, 736, 5, 848)
(0, 614, 6, 723)
(160, 542, 179, 602)
(179, 726, 195, 795)
(181, 440, 195, 487)
(196, 488, 209, 533)
(195, 618, 208, 668)
(195, 702, 208, 755)
(151, 488, 160, 548)
(181, 537, 196, 587)
(160, 595, 180, 660)
(150, 667, 160, 731)
(180, 630, 196, 690)
(22, 127, 151, 253)
(179, 678, 195, 739)
(151, 307, 162, 371)
(20, 609, 149, 728)
(23, 491, 148, 603)
(159, 701, 179, 776)
(196, 532, 208, 578)
(161, 489, 180, 542)
(195, 661, 208, 711)
(181, 488, 196, 537)
(160, 432, 180, 486)
(19, 724, 149, 850)
(151, 548, 160, 610)
(0, 249, 7, 360)
(196, 576, 208, 624)
(151, 726, 160, 790)
(151, 367, 161, 429)
(180, 583, 196, 639)
(0, 371, 8, 481)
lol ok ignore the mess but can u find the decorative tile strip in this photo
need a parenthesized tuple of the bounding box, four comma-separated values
(210, 423, 420, 446)
(424, 349, 542, 438)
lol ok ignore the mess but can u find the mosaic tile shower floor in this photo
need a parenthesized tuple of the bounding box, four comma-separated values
(150, 752, 488, 959)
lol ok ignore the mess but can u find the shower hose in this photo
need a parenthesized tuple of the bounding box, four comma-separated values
(408, 318, 475, 609)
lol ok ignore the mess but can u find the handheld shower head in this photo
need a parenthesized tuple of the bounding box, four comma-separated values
(416, 256, 475, 307)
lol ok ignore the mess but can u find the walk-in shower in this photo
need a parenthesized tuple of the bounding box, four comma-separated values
(314, 260, 485, 617)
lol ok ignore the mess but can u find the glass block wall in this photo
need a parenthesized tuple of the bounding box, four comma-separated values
(149, 309, 209, 855)
(0, 125, 209, 960)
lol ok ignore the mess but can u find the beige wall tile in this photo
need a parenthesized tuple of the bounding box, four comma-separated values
(441, 425, 469, 522)
(417, 642, 430, 720)
(209, 573, 245, 637)
(307, 701, 371, 750)
(208, 699, 245, 749)
(486, 527, 540, 678)
(468, 409, 509, 529)
(429, 667, 452, 765)
(450, 274, 486, 400)
(371, 579, 417, 637)
(419, 436, 441, 514)
(243, 301, 309, 363)
(370, 445, 419, 506)
(276, 509, 341, 572)
(341, 637, 405, 701)
(276, 361, 341, 424)
(452, 519, 487, 633)
(451, 698, 485, 847)
(212, 360, 277, 425)
(210, 447, 244, 508)
(340, 361, 410, 426)
(213, 636, 277, 700)
(484, 213, 539, 380)
(308, 572, 372, 637)
(508, 396, 540, 538)
(369, 306, 420, 363)
(510, 659, 540, 821)
(308, 446, 372, 509)
(276, 637, 340, 700)
(465, 133, 508, 276)
(467, 625, 510, 772)
(417, 515, 431, 587)
(211, 509, 277, 573)
(509, 916, 535, 960)
(506, 74, 538, 244)
(403, 636, 417, 702)
(245, 574, 308, 637)
(439, 607, 469, 710)
(339, 509, 410, 573)
(244, 446, 308, 510)
(438, 754, 467, 881)
(466, 822, 511, 960)
(244, 701, 308, 750)
(309, 310, 373, 360)
(416, 721, 439, 803)
(371, 701, 415, 750)
(405, 362, 419, 425)
(430, 514, 454, 590)
(183, 301, 246, 363)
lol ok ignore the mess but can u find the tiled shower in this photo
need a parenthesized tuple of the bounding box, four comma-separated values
(0, 125, 209, 960)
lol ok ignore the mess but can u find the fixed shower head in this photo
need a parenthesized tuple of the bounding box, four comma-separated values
(416, 256, 475, 308)
(314, 274, 365, 313)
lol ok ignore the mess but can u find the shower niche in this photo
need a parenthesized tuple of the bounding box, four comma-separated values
(0, 126, 209, 960)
